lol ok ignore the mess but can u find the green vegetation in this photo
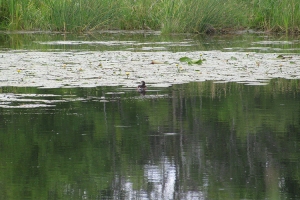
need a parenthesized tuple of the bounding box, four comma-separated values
(179, 55, 206, 65)
(250, 0, 300, 34)
(0, 0, 299, 34)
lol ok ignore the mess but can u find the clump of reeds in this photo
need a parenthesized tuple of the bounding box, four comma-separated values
(0, 0, 122, 32)
(0, 0, 299, 34)
(117, 0, 248, 33)
(250, 0, 300, 34)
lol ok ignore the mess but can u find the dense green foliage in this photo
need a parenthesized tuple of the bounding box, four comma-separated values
(0, 0, 299, 33)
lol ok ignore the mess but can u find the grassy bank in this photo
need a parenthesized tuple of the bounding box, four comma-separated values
(0, 0, 299, 34)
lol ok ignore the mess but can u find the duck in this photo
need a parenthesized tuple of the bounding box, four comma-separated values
(137, 81, 147, 94)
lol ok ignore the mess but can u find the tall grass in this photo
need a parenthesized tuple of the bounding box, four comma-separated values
(0, 0, 299, 34)
(0, 0, 121, 31)
(158, 0, 248, 33)
(117, 0, 247, 33)
(250, 0, 300, 33)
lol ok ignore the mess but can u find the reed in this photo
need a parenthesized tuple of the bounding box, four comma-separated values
(250, 0, 300, 33)
(0, 0, 299, 34)
(119, 0, 247, 33)
(1, 0, 122, 32)
(117, 0, 162, 30)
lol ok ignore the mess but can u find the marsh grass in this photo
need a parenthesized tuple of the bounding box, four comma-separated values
(0, 0, 299, 33)
(1, 0, 121, 31)
(251, 0, 300, 33)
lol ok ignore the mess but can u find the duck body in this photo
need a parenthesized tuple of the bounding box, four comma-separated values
(137, 81, 147, 94)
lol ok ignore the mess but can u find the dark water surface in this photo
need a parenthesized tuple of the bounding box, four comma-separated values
(0, 79, 300, 199)
(1, 32, 300, 199)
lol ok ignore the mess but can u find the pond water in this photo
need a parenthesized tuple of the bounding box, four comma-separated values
(1, 31, 300, 53)
(0, 32, 300, 199)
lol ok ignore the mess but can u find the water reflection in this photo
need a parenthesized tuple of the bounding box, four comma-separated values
(0, 31, 300, 53)
(0, 79, 300, 199)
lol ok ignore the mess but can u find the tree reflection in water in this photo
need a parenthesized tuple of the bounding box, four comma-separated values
(0, 79, 300, 199)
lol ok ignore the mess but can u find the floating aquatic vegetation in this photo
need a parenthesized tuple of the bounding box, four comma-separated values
(179, 54, 206, 65)
(230, 56, 238, 60)
(151, 60, 167, 64)
(277, 54, 293, 59)
(0, 51, 298, 89)
(0, 104, 56, 108)
(0, 93, 67, 109)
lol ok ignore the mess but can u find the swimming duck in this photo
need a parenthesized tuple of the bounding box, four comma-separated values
(137, 81, 147, 94)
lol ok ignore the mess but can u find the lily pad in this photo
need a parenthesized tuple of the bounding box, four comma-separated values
(179, 57, 204, 65)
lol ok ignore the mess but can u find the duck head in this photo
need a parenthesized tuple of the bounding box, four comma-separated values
(137, 81, 147, 95)
(138, 81, 146, 88)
